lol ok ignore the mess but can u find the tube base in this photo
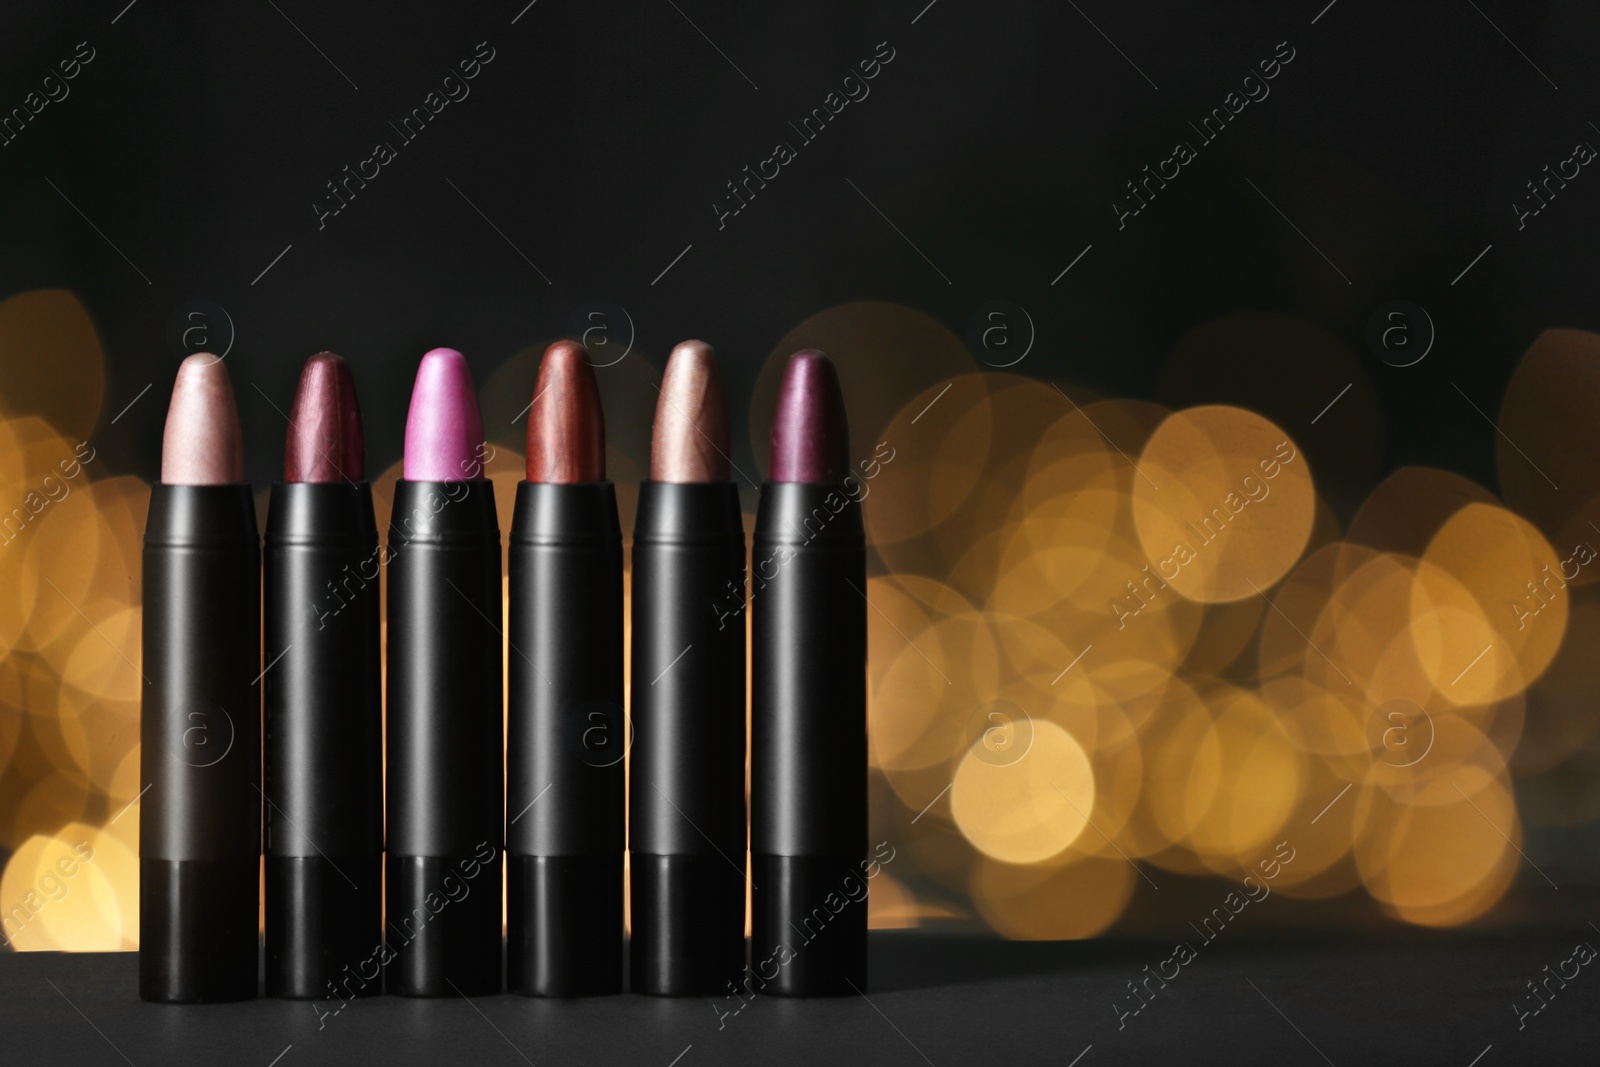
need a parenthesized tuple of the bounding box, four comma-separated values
(265, 855, 382, 999)
(507, 854, 623, 996)
(384, 854, 502, 997)
(139, 857, 260, 1003)
(630, 853, 745, 995)
(750, 853, 867, 997)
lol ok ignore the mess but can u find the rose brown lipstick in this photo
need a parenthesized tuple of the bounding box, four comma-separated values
(385, 348, 503, 996)
(507, 340, 624, 996)
(751, 350, 868, 996)
(264, 353, 382, 999)
(141, 353, 261, 1003)
(630, 341, 746, 995)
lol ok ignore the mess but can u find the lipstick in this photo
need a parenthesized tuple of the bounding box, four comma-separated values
(140, 353, 261, 1003)
(629, 341, 747, 995)
(263, 353, 382, 999)
(507, 340, 624, 996)
(385, 348, 503, 996)
(750, 350, 867, 996)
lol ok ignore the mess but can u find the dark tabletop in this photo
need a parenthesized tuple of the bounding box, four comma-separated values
(3, 923, 1594, 1066)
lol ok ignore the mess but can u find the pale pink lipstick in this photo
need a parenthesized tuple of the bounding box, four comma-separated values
(160, 353, 244, 486)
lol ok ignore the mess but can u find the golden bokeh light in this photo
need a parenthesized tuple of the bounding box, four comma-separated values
(867, 576, 999, 772)
(971, 854, 1137, 940)
(1132, 406, 1315, 603)
(1158, 312, 1382, 494)
(865, 375, 994, 547)
(1495, 330, 1600, 560)
(1, 825, 123, 950)
(951, 720, 1094, 865)
(1413, 503, 1566, 705)
(1183, 684, 1303, 872)
(1347, 466, 1497, 558)
(0, 290, 105, 441)
(1515, 590, 1600, 786)
(1353, 772, 1519, 926)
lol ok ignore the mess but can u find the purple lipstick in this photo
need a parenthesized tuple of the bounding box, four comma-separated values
(750, 350, 868, 996)
(769, 349, 849, 483)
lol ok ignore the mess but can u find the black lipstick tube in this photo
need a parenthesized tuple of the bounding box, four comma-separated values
(629, 481, 747, 995)
(507, 481, 624, 996)
(751, 481, 867, 996)
(140, 484, 262, 1003)
(263, 482, 382, 999)
(385, 479, 503, 996)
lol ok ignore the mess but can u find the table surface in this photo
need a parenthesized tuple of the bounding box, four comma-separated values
(2, 922, 1593, 1067)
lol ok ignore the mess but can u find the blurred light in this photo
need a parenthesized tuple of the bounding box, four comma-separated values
(0, 290, 105, 441)
(1496, 329, 1600, 558)
(1348, 466, 1497, 558)
(1414, 503, 1566, 705)
(1159, 312, 1382, 494)
(970, 855, 1136, 939)
(1132, 406, 1315, 603)
(952, 720, 1094, 864)
(1, 824, 122, 950)
(866, 375, 994, 547)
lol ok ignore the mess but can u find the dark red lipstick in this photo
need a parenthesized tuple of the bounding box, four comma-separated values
(507, 340, 625, 997)
(282, 352, 365, 483)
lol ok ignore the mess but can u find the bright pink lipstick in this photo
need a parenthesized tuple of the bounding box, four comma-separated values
(385, 349, 503, 996)
(402, 347, 483, 482)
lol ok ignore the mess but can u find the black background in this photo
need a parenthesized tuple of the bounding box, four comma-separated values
(4, 0, 1599, 504)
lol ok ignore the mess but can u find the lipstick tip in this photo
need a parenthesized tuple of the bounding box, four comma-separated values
(404, 347, 484, 482)
(652, 340, 730, 484)
(285, 351, 365, 483)
(161, 353, 244, 486)
(770, 349, 848, 484)
(526, 340, 606, 483)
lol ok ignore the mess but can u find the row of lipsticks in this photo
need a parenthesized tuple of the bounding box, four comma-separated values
(140, 341, 867, 1002)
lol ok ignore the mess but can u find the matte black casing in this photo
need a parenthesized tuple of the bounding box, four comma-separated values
(507, 481, 624, 996)
(750, 481, 867, 996)
(263, 481, 382, 999)
(140, 483, 262, 1003)
(629, 481, 747, 995)
(384, 479, 503, 996)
